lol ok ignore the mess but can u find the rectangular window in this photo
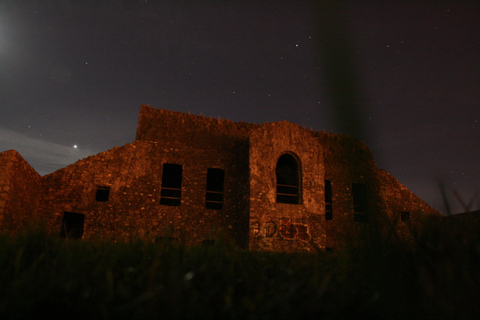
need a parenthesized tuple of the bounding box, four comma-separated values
(325, 180, 333, 220)
(206, 168, 225, 210)
(160, 163, 183, 206)
(60, 212, 85, 239)
(401, 211, 410, 222)
(95, 186, 110, 202)
(352, 183, 368, 222)
(202, 239, 216, 246)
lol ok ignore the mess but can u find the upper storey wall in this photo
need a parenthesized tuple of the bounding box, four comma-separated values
(314, 131, 377, 207)
(136, 105, 258, 146)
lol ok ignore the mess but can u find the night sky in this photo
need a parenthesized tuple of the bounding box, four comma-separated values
(1, 1, 479, 214)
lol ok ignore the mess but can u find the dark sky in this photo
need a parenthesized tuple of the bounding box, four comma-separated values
(1, 1, 479, 214)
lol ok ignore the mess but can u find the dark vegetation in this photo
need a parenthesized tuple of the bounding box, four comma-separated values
(0, 218, 479, 320)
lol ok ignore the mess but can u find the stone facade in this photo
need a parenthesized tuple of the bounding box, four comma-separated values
(0, 150, 41, 231)
(0, 105, 440, 250)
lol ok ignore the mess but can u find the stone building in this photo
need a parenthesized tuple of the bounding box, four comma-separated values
(0, 105, 439, 251)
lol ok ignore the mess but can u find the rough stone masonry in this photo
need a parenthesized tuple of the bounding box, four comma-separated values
(0, 105, 439, 251)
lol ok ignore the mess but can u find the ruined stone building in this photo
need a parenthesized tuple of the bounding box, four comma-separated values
(0, 105, 439, 251)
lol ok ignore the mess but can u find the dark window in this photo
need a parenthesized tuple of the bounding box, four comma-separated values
(160, 163, 182, 206)
(276, 154, 300, 204)
(60, 212, 85, 239)
(95, 186, 110, 202)
(401, 211, 410, 222)
(206, 168, 225, 210)
(352, 183, 368, 222)
(202, 239, 216, 246)
(325, 180, 333, 220)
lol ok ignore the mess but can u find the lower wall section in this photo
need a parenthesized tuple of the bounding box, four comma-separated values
(38, 139, 251, 247)
(249, 215, 325, 252)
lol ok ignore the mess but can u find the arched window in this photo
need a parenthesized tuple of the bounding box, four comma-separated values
(276, 153, 300, 204)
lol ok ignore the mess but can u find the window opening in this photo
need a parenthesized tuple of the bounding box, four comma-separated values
(60, 212, 85, 239)
(276, 154, 300, 204)
(352, 183, 368, 222)
(95, 186, 110, 202)
(202, 239, 216, 246)
(325, 180, 333, 220)
(401, 211, 410, 222)
(206, 168, 225, 210)
(160, 163, 183, 206)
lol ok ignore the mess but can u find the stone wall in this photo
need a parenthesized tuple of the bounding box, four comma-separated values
(315, 132, 440, 248)
(375, 169, 440, 239)
(0, 150, 41, 231)
(136, 105, 257, 144)
(39, 128, 251, 246)
(315, 132, 391, 248)
(1, 105, 440, 250)
(0, 151, 14, 227)
(248, 122, 325, 252)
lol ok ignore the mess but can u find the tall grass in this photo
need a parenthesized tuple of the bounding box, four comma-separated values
(0, 220, 479, 320)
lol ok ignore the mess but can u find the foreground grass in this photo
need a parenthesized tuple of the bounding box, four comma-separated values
(0, 221, 479, 320)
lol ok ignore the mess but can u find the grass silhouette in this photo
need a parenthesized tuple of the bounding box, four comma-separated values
(0, 220, 479, 319)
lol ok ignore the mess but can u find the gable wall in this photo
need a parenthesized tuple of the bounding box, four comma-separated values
(248, 122, 325, 251)
(0, 150, 41, 231)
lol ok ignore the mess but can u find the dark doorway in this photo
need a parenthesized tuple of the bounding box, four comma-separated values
(60, 212, 85, 239)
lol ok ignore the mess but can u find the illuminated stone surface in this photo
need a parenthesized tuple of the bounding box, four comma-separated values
(0, 105, 439, 250)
